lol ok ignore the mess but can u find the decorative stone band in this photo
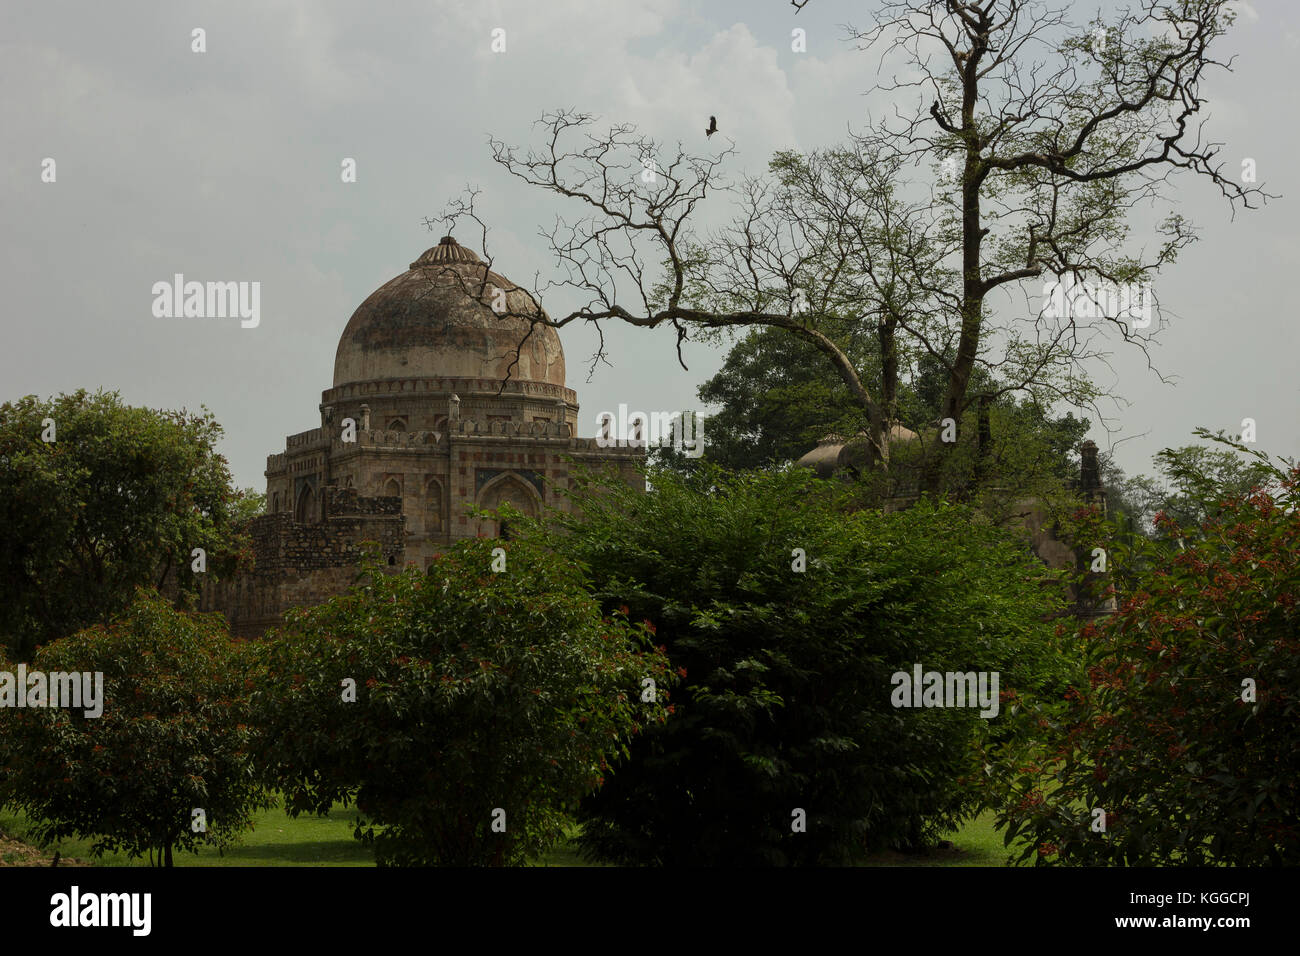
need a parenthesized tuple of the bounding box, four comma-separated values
(268, 421, 644, 473)
(320, 377, 578, 407)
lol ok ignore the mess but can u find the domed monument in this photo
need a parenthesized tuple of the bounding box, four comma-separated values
(203, 236, 643, 637)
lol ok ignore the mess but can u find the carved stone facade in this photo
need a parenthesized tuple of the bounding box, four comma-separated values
(203, 237, 643, 637)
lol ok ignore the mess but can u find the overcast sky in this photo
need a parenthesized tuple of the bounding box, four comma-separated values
(3, 0, 1295, 491)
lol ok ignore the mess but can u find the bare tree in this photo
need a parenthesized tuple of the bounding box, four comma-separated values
(435, 0, 1269, 487)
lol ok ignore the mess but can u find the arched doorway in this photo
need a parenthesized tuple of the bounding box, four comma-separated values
(295, 485, 316, 523)
(477, 473, 541, 539)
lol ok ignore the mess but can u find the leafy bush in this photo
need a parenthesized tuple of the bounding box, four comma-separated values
(990, 452, 1300, 865)
(0, 590, 270, 865)
(526, 465, 1070, 865)
(251, 539, 673, 866)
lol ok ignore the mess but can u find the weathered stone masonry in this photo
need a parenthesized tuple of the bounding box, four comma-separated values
(202, 236, 643, 638)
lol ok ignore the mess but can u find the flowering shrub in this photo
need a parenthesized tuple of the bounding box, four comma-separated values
(991, 457, 1300, 865)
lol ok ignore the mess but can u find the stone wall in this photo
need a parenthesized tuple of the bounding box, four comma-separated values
(200, 488, 405, 637)
(221, 413, 647, 638)
(241, 498, 403, 579)
(202, 566, 394, 639)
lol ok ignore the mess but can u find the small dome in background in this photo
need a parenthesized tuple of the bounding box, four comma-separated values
(794, 422, 919, 477)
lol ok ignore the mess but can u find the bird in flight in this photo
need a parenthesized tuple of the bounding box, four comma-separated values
(706, 115, 718, 137)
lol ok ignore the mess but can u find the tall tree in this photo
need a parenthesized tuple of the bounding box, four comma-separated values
(438, 0, 1265, 485)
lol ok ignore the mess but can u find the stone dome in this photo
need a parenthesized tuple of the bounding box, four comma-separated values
(332, 236, 566, 389)
(795, 423, 919, 477)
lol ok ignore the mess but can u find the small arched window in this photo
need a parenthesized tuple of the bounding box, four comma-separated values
(388, 419, 407, 432)
(384, 478, 402, 498)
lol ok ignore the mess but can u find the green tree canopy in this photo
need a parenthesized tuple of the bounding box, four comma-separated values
(1104, 429, 1281, 539)
(460, 0, 1262, 493)
(525, 464, 1072, 865)
(688, 325, 1090, 514)
(0, 590, 271, 866)
(694, 325, 879, 470)
(0, 389, 252, 658)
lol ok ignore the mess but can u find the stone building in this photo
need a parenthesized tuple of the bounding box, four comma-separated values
(203, 236, 643, 637)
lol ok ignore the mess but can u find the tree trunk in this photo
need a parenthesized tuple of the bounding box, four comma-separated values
(931, 20, 991, 496)
(973, 393, 993, 487)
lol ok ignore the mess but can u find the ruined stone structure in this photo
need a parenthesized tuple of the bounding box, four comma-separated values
(203, 236, 643, 637)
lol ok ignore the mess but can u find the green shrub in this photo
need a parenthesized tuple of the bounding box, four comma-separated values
(250, 538, 673, 866)
(526, 465, 1070, 865)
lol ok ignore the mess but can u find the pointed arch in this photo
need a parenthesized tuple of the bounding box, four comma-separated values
(476, 472, 542, 539)
(295, 484, 316, 523)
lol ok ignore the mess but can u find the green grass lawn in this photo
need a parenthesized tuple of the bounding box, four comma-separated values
(859, 811, 1020, 867)
(0, 797, 374, 867)
(1, 802, 1019, 867)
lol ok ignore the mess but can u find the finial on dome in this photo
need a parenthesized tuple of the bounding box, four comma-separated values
(411, 235, 482, 269)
